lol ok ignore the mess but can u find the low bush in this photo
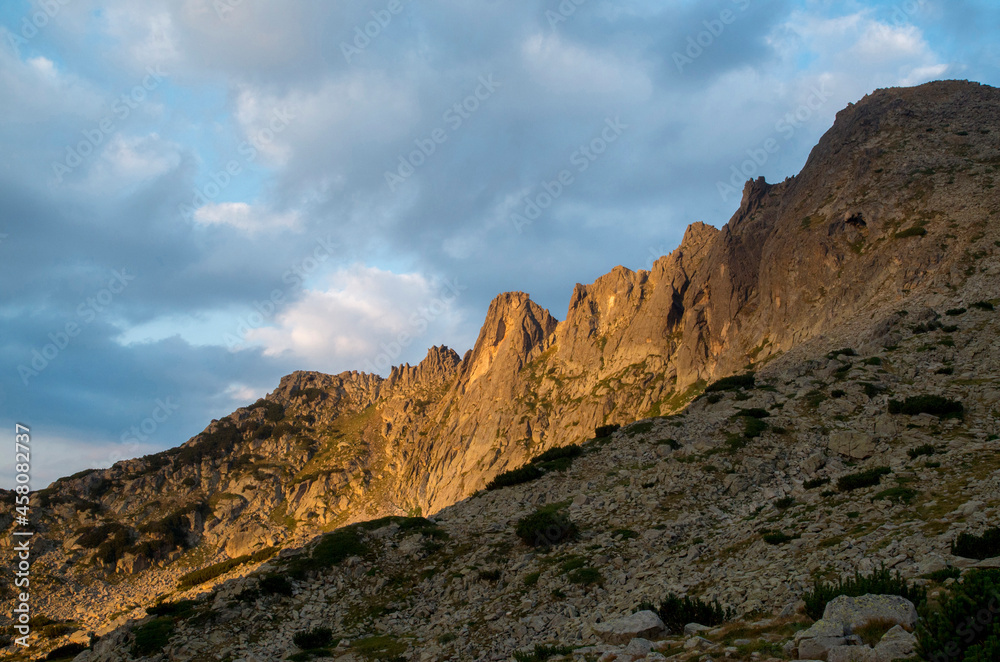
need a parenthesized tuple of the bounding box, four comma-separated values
(486, 465, 543, 491)
(774, 497, 796, 510)
(567, 567, 602, 586)
(945, 307, 967, 316)
(837, 467, 891, 492)
(515, 508, 577, 547)
(827, 348, 857, 359)
(802, 565, 925, 620)
(735, 407, 770, 419)
(894, 226, 927, 238)
(131, 617, 175, 657)
(888, 395, 964, 418)
(146, 599, 198, 618)
(176, 547, 276, 588)
(762, 531, 795, 545)
(75, 522, 129, 549)
(643, 593, 734, 633)
(478, 569, 502, 582)
(951, 526, 1000, 560)
(705, 372, 755, 393)
(803, 477, 830, 490)
(908, 444, 936, 459)
(293, 627, 335, 650)
(971, 300, 995, 311)
(594, 424, 620, 438)
(44, 643, 88, 661)
(873, 486, 918, 505)
(921, 567, 961, 582)
(513, 644, 575, 662)
(917, 569, 1000, 662)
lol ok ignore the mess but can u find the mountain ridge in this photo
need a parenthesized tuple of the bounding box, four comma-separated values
(4, 79, 1000, 660)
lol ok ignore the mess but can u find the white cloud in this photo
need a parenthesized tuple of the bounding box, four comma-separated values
(193, 201, 301, 234)
(246, 265, 467, 374)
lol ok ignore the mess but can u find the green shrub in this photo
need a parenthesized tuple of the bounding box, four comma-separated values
(293, 627, 334, 650)
(657, 438, 681, 450)
(921, 567, 961, 582)
(624, 421, 655, 436)
(742, 417, 768, 439)
(831, 389, 847, 398)
(894, 226, 927, 238)
(945, 307, 967, 316)
(917, 569, 1000, 662)
(802, 565, 925, 620)
(705, 372, 755, 393)
(594, 424, 620, 438)
(862, 382, 884, 398)
(971, 300, 995, 311)
(131, 617, 175, 657)
(951, 526, 1000, 560)
(803, 477, 830, 490)
(567, 567, 602, 585)
(888, 395, 964, 418)
(146, 599, 198, 618)
(513, 644, 574, 662)
(735, 407, 770, 419)
(837, 467, 891, 492)
(485, 465, 544, 491)
(804, 389, 828, 407)
(530, 444, 584, 464)
(873, 486, 918, 504)
(935, 366, 954, 375)
(478, 569, 502, 582)
(176, 547, 276, 588)
(311, 529, 367, 567)
(762, 531, 796, 545)
(827, 348, 857, 359)
(864, 357, 883, 366)
(515, 508, 577, 547)
(706, 392, 724, 404)
(774, 496, 795, 510)
(75, 522, 129, 549)
(44, 643, 88, 660)
(523, 571, 541, 586)
(908, 444, 936, 459)
(643, 593, 734, 633)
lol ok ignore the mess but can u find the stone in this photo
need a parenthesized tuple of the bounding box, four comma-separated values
(591, 610, 665, 644)
(828, 645, 878, 662)
(873, 625, 917, 661)
(684, 635, 713, 650)
(623, 637, 654, 656)
(916, 554, 948, 576)
(828, 431, 876, 460)
(684, 622, 712, 635)
(822, 595, 918, 631)
(796, 620, 848, 660)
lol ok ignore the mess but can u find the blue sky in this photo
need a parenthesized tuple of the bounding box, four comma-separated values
(1, 0, 998, 487)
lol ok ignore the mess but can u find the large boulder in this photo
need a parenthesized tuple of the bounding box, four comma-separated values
(796, 619, 848, 660)
(591, 610, 665, 644)
(822, 594, 918, 631)
(828, 645, 877, 662)
(828, 431, 876, 459)
(873, 625, 917, 661)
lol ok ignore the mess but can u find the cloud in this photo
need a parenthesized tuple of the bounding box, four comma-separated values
(246, 264, 469, 374)
(193, 201, 301, 234)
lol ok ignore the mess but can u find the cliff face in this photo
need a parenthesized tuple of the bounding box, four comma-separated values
(11, 81, 1000, 624)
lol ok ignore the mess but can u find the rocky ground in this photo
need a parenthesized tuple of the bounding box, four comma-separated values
(35, 296, 998, 662)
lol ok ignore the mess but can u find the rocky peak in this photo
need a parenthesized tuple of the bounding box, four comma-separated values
(460, 292, 558, 386)
(386, 345, 462, 391)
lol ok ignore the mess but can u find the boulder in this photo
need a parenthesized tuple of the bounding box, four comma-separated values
(591, 610, 665, 644)
(822, 594, 918, 631)
(828, 431, 876, 459)
(796, 619, 848, 660)
(873, 625, 917, 661)
(828, 645, 878, 662)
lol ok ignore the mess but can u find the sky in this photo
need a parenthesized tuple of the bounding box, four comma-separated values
(1, 0, 998, 488)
